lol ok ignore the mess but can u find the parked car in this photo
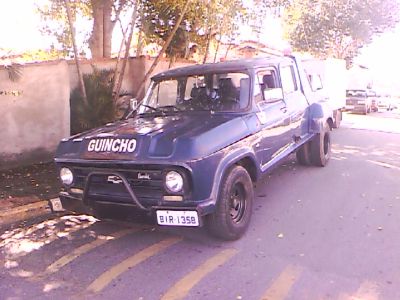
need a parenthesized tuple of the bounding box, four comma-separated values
(303, 58, 347, 128)
(346, 89, 372, 114)
(51, 56, 334, 240)
(377, 95, 395, 111)
(370, 91, 379, 112)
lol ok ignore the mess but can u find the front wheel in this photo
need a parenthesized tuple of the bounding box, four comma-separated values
(206, 165, 254, 240)
(310, 122, 331, 167)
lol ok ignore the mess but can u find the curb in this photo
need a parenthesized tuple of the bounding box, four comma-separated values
(0, 199, 53, 226)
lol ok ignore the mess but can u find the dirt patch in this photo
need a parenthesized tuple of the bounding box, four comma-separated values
(0, 162, 60, 207)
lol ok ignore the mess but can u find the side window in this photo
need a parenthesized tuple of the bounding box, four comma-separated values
(308, 74, 323, 91)
(255, 69, 282, 105)
(280, 65, 298, 94)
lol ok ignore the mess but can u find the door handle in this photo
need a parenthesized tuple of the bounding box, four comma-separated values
(280, 106, 287, 113)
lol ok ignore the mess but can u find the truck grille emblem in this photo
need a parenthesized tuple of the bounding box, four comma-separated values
(107, 175, 123, 184)
(138, 173, 150, 180)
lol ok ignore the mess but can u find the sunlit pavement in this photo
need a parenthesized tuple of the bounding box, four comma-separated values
(1, 112, 400, 299)
(342, 108, 400, 134)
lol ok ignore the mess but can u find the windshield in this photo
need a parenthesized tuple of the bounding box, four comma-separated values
(139, 72, 250, 114)
(346, 90, 367, 97)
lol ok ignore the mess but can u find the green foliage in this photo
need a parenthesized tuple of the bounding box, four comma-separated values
(37, 0, 91, 57)
(284, 0, 400, 61)
(70, 68, 115, 134)
(4, 65, 23, 82)
(139, 0, 245, 59)
(37, 0, 133, 58)
(139, 0, 205, 58)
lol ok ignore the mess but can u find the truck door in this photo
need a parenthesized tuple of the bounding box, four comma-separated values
(279, 63, 309, 144)
(253, 69, 292, 168)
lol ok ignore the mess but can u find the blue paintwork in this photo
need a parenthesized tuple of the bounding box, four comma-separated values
(55, 56, 333, 217)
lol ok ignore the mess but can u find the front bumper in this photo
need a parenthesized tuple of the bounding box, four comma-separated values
(53, 191, 215, 219)
(346, 104, 367, 113)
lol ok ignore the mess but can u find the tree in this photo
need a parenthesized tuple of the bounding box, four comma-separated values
(38, 0, 132, 58)
(204, 0, 245, 63)
(139, 0, 207, 61)
(284, 0, 400, 62)
(135, 0, 192, 98)
(65, 0, 88, 106)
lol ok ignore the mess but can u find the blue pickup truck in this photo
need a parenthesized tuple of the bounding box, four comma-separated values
(51, 56, 334, 240)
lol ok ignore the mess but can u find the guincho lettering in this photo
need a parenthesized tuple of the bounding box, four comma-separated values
(87, 139, 136, 153)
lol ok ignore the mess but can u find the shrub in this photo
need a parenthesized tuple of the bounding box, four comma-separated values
(70, 67, 115, 134)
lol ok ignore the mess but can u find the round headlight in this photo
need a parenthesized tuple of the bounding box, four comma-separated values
(60, 167, 74, 185)
(165, 171, 183, 193)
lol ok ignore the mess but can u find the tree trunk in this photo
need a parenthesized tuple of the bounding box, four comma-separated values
(89, 1, 104, 58)
(103, 0, 113, 58)
(89, 0, 115, 58)
(65, 0, 88, 106)
(136, 0, 191, 99)
(113, 0, 139, 103)
(213, 38, 221, 63)
(136, 30, 144, 58)
(224, 43, 232, 60)
(202, 28, 212, 64)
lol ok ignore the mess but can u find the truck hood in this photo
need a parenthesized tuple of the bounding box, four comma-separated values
(55, 113, 250, 162)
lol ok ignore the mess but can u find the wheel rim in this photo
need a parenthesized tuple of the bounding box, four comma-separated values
(229, 182, 246, 224)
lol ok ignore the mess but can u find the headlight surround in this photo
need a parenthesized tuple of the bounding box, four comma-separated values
(165, 171, 184, 193)
(60, 167, 74, 185)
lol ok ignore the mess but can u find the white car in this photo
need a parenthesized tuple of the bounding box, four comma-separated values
(378, 96, 395, 111)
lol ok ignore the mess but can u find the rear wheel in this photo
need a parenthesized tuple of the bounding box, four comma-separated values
(310, 122, 331, 167)
(206, 165, 253, 240)
(333, 109, 342, 128)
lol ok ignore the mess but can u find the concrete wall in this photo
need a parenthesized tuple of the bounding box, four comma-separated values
(0, 57, 194, 169)
(0, 60, 70, 169)
(68, 56, 193, 98)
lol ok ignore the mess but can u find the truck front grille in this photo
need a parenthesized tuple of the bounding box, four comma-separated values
(70, 166, 164, 207)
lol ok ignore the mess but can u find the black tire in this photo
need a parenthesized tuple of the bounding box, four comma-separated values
(206, 165, 254, 240)
(333, 109, 342, 129)
(310, 122, 331, 167)
(296, 141, 312, 165)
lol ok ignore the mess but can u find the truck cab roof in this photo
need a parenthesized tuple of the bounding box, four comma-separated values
(152, 56, 295, 81)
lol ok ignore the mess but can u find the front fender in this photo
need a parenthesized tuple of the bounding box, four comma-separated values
(210, 146, 258, 204)
(308, 102, 334, 133)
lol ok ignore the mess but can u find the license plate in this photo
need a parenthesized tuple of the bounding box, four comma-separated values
(358, 101, 365, 104)
(49, 198, 64, 212)
(156, 210, 199, 227)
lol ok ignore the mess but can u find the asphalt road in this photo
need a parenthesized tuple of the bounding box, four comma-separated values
(1, 110, 400, 300)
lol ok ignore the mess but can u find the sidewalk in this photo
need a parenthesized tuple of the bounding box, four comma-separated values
(0, 162, 60, 226)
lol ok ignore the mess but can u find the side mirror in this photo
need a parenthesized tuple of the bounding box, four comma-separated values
(130, 98, 138, 111)
(263, 88, 284, 102)
(309, 74, 323, 91)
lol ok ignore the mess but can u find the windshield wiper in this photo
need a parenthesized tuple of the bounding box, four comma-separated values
(141, 104, 160, 112)
(137, 104, 168, 116)
(159, 105, 182, 112)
